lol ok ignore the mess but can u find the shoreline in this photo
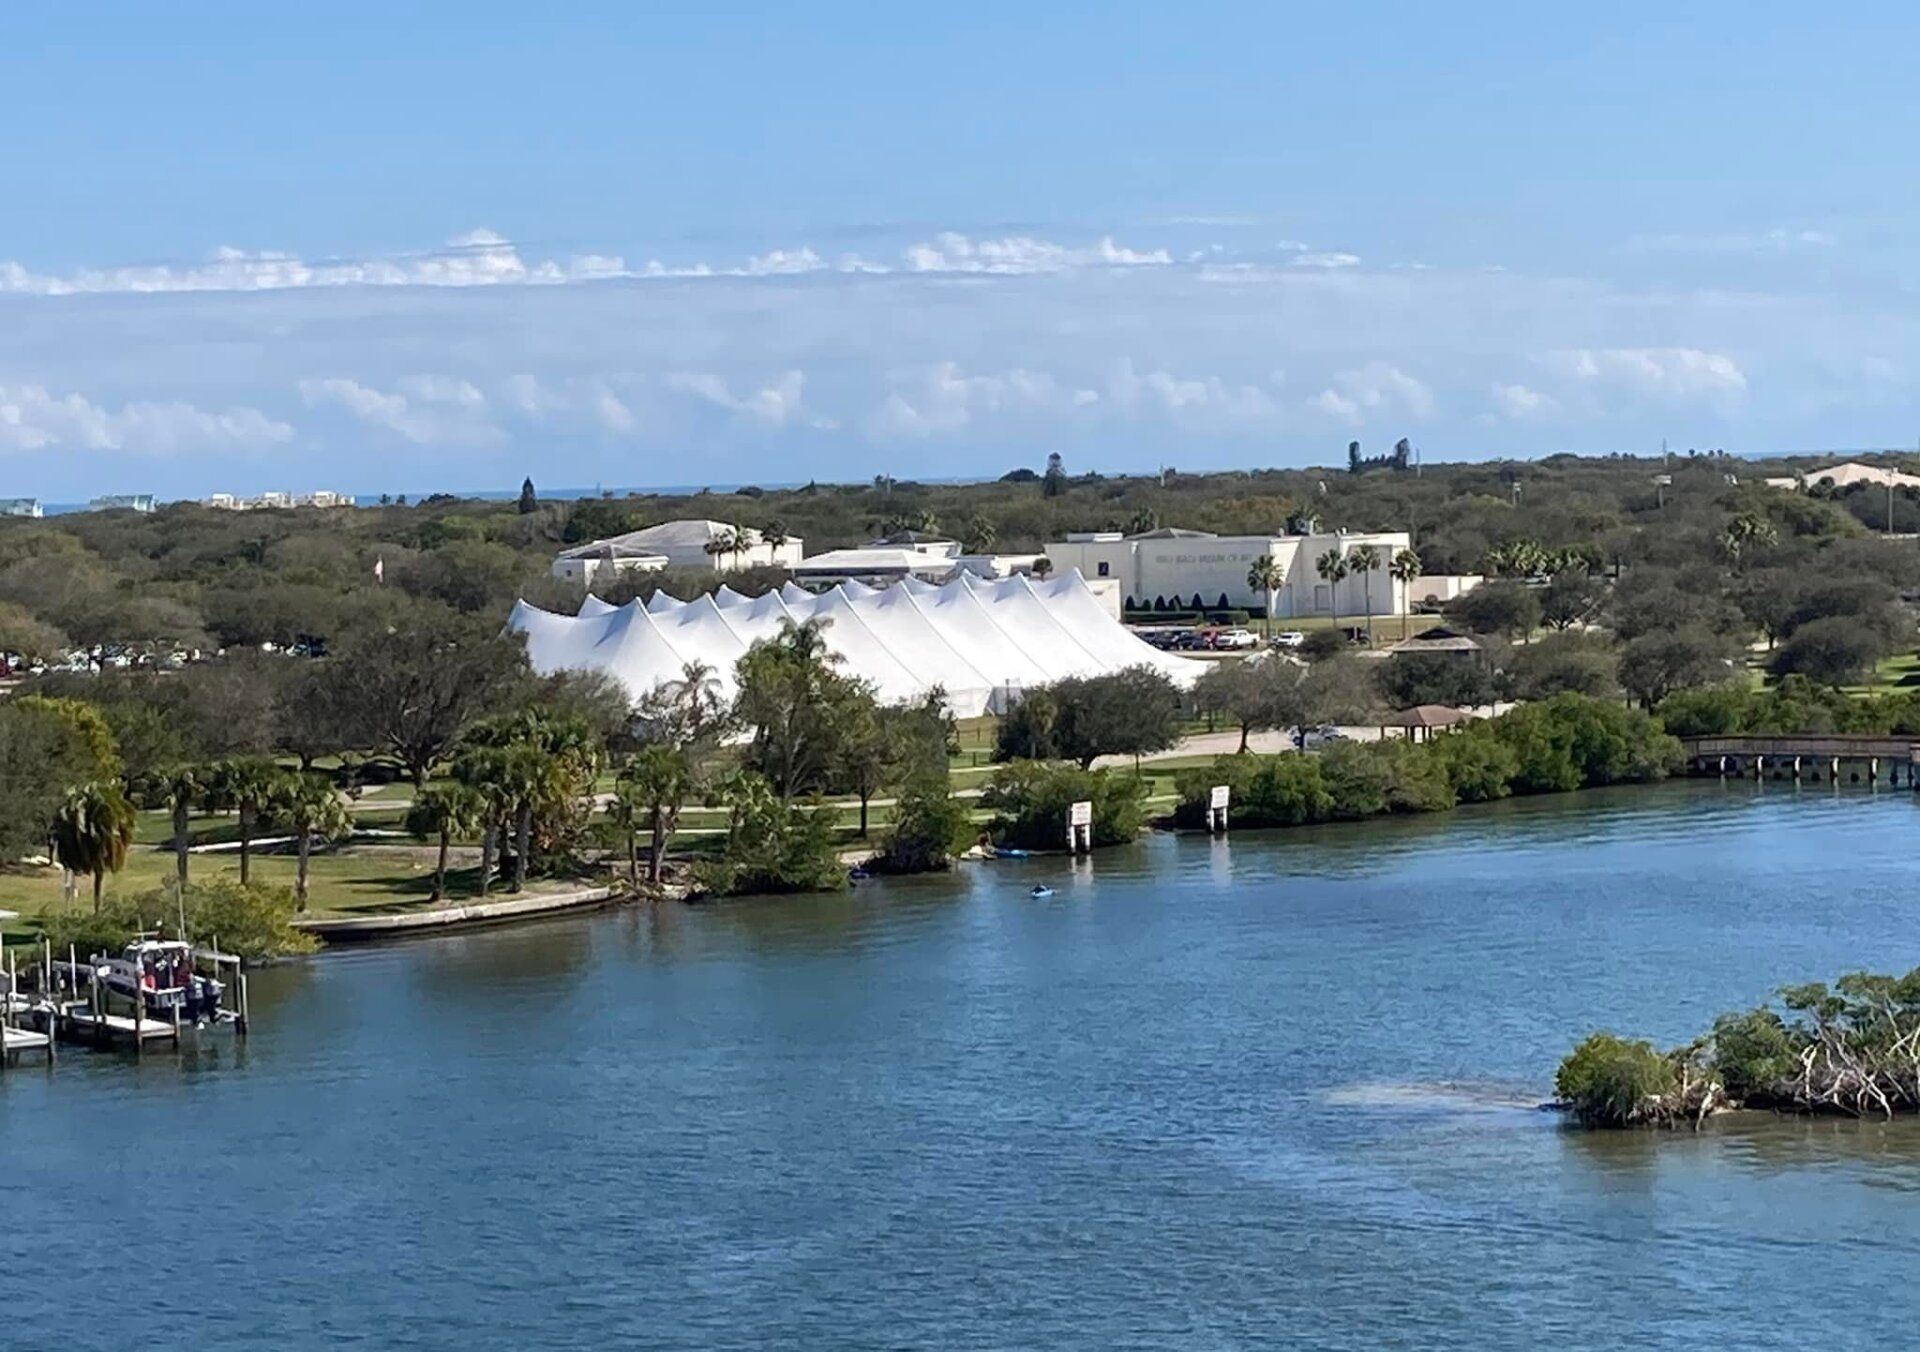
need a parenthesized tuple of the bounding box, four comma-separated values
(292, 885, 621, 943)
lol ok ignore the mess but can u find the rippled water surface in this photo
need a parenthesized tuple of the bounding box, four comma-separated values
(8, 781, 1920, 1349)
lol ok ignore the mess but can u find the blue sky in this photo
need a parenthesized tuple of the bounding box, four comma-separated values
(3, 3, 1919, 497)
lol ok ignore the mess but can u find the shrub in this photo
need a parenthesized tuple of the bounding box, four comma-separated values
(872, 774, 973, 874)
(1555, 1033, 1679, 1126)
(36, 878, 318, 960)
(1172, 754, 1333, 829)
(1320, 740, 1456, 817)
(1709, 1008, 1802, 1101)
(694, 772, 848, 896)
(983, 761, 1149, 849)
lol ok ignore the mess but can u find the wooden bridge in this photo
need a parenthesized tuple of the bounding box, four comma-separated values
(1679, 734, 1920, 785)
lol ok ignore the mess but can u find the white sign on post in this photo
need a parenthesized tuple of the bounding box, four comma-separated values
(1208, 785, 1230, 811)
(1068, 800, 1093, 827)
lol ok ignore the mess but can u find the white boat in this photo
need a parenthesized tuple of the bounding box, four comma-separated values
(94, 938, 225, 1023)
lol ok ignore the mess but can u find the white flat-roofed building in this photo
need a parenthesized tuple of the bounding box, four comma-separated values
(790, 546, 959, 589)
(0, 498, 43, 518)
(550, 541, 671, 587)
(1408, 574, 1483, 607)
(88, 494, 156, 513)
(1043, 525, 1415, 620)
(1764, 461, 1920, 492)
(557, 519, 803, 576)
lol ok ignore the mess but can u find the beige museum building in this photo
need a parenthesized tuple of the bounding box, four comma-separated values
(1042, 526, 1414, 619)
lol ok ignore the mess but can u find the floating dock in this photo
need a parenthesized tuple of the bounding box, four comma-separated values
(2, 1022, 52, 1063)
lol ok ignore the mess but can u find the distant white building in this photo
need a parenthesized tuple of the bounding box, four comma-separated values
(1764, 461, 1920, 492)
(552, 518, 802, 586)
(1407, 574, 1484, 607)
(88, 494, 156, 513)
(0, 498, 42, 518)
(1043, 525, 1415, 619)
(207, 489, 355, 510)
(791, 546, 961, 589)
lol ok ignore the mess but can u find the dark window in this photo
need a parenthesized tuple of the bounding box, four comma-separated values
(1096, 561, 1111, 577)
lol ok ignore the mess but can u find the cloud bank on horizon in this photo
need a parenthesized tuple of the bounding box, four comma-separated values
(0, 222, 1913, 498)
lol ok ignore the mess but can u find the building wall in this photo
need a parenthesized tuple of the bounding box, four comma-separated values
(653, 539, 805, 570)
(1045, 530, 1412, 618)
(1408, 574, 1483, 606)
(551, 556, 667, 586)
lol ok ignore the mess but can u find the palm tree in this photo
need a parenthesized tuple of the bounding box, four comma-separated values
(702, 529, 737, 571)
(1031, 556, 1054, 579)
(405, 782, 481, 902)
(50, 781, 136, 913)
(273, 774, 354, 911)
(1246, 556, 1286, 638)
(1346, 544, 1381, 644)
(207, 757, 278, 885)
(139, 764, 205, 889)
(453, 746, 513, 897)
(1315, 548, 1349, 620)
(614, 745, 695, 886)
(1389, 548, 1423, 640)
(461, 709, 603, 894)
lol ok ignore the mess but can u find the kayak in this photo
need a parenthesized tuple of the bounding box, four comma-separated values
(1028, 885, 1056, 899)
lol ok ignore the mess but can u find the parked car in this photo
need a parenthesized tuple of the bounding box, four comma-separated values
(1210, 628, 1258, 651)
(1296, 725, 1350, 750)
(1270, 630, 1306, 648)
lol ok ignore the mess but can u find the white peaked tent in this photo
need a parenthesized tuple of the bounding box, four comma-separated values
(506, 570, 1201, 717)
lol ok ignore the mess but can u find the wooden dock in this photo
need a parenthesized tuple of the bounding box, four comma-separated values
(3, 1023, 52, 1061)
(1679, 734, 1920, 784)
(56, 1006, 181, 1047)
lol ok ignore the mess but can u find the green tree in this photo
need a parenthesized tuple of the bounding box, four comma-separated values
(272, 773, 354, 911)
(1389, 547, 1422, 640)
(335, 606, 528, 786)
(1555, 1033, 1681, 1127)
(206, 756, 279, 885)
(615, 744, 695, 886)
(1041, 452, 1068, 498)
(1619, 627, 1736, 708)
(1246, 555, 1285, 637)
(736, 619, 872, 803)
(517, 477, 538, 514)
(1315, 548, 1348, 618)
(406, 782, 482, 902)
(461, 709, 604, 892)
(1346, 543, 1381, 643)
(136, 764, 207, 889)
(1769, 616, 1890, 686)
(50, 780, 136, 912)
(996, 667, 1181, 769)
(1447, 580, 1541, 641)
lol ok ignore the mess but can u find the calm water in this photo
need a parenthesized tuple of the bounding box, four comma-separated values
(8, 781, 1920, 1349)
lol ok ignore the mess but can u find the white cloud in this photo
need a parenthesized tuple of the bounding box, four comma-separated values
(1543, 347, 1747, 402)
(1107, 359, 1285, 430)
(297, 376, 502, 446)
(871, 362, 1100, 438)
(902, 232, 1171, 274)
(666, 371, 833, 430)
(1289, 251, 1362, 269)
(1309, 362, 1435, 425)
(1489, 382, 1560, 420)
(501, 374, 637, 434)
(0, 227, 1178, 297)
(1627, 227, 1835, 254)
(0, 384, 291, 453)
(0, 228, 631, 296)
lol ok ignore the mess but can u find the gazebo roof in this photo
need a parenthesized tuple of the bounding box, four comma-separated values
(1381, 704, 1476, 729)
